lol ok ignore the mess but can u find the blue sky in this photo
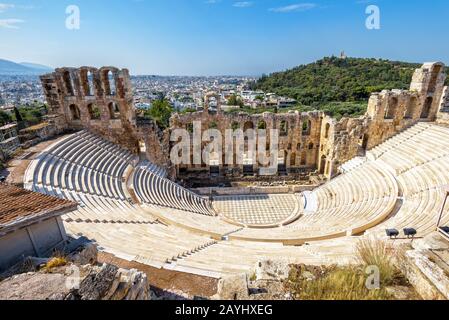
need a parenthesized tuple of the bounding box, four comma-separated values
(0, 0, 448, 75)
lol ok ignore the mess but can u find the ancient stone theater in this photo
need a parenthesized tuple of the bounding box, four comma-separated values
(16, 62, 449, 283)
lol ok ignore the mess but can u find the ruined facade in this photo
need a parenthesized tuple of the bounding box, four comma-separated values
(40, 62, 448, 184)
(40, 67, 170, 169)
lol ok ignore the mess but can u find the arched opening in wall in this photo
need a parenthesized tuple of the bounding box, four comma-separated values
(290, 152, 297, 166)
(243, 121, 254, 146)
(319, 155, 327, 174)
(324, 123, 330, 139)
(243, 121, 254, 132)
(69, 104, 81, 120)
(308, 142, 314, 150)
(385, 97, 398, 120)
(362, 134, 369, 150)
(63, 71, 74, 96)
(300, 152, 307, 166)
(257, 120, 267, 130)
(325, 161, 331, 175)
(278, 150, 287, 175)
(296, 143, 301, 151)
(88, 103, 101, 120)
(302, 120, 311, 136)
(209, 121, 218, 129)
(186, 123, 194, 134)
(280, 121, 288, 136)
(108, 102, 120, 119)
(87, 71, 95, 96)
(428, 65, 443, 93)
(108, 71, 116, 96)
(420, 97, 433, 119)
(404, 97, 418, 119)
(231, 121, 240, 131)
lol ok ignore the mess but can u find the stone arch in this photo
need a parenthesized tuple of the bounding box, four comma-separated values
(87, 103, 101, 120)
(300, 152, 307, 166)
(319, 155, 326, 174)
(108, 102, 120, 119)
(257, 120, 267, 130)
(290, 152, 297, 166)
(428, 64, 443, 93)
(101, 69, 117, 96)
(209, 121, 218, 129)
(385, 96, 398, 119)
(63, 71, 74, 96)
(80, 69, 95, 96)
(231, 121, 240, 131)
(324, 123, 330, 139)
(280, 120, 288, 136)
(404, 96, 418, 119)
(69, 104, 80, 120)
(302, 120, 311, 136)
(243, 121, 254, 132)
(420, 97, 433, 119)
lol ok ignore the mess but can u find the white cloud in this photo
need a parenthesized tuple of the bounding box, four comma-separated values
(205, 0, 221, 4)
(0, 18, 24, 29)
(269, 3, 316, 13)
(0, 3, 14, 13)
(233, 1, 253, 8)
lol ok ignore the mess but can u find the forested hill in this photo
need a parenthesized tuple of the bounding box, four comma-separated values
(252, 57, 448, 106)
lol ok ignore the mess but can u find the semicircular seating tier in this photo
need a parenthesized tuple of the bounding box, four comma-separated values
(364, 123, 449, 237)
(132, 163, 216, 216)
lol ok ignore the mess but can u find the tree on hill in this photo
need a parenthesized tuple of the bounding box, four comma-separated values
(253, 57, 449, 109)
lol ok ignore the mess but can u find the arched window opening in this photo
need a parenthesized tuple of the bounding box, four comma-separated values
(385, 97, 398, 120)
(69, 104, 80, 120)
(404, 97, 418, 119)
(302, 120, 311, 136)
(88, 103, 101, 120)
(108, 71, 116, 96)
(108, 102, 120, 119)
(420, 97, 433, 119)
(231, 121, 240, 131)
(300, 152, 307, 166)
(87, 71, 95, 96)
(257, 120, 267, 130)
(308, 143, 314, 150)
(324, 123, 330, 139)
(63, 71, 74, 96)
(280, 121, 288, 136)
(319, 155, 326, 174)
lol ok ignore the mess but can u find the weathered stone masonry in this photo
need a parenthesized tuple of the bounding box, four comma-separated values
(40, 62, 448, 183)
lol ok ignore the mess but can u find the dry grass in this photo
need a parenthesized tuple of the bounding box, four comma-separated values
(355, 237, 399, 285)
(288, 266, 393, 300)
(285, 238, 412, 300)
(42, 256, 68, 272)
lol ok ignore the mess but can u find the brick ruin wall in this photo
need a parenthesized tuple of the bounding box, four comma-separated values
(40, 62, 448, 182)
(40, 67, 169, 169)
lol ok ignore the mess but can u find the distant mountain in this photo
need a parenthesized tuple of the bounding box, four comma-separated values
(0, 59, 53, 75)
(19, 62, 53, 72)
